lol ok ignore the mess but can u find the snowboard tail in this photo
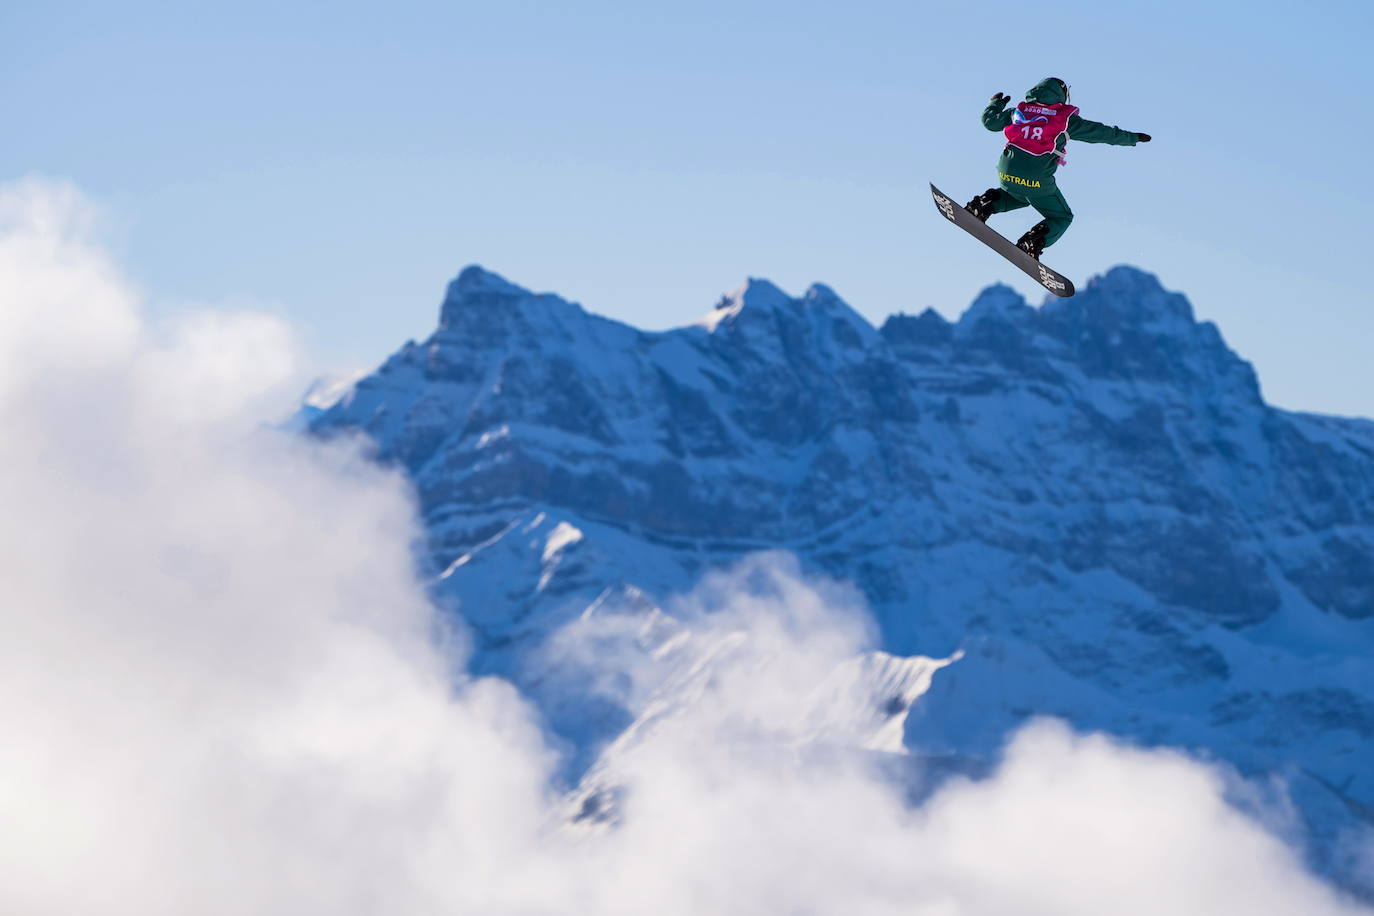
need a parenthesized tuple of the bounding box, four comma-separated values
(929, 183, 1075, 298)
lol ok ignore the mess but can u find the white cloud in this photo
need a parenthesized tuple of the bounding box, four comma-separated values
(0, 178, 1366, 915)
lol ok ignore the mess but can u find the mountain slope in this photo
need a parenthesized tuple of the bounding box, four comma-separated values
(311, 264, 1374, 895)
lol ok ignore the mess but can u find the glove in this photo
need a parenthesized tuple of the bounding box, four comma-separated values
(1136, 132, 1152, 142)
(990, 92, 1010, 107)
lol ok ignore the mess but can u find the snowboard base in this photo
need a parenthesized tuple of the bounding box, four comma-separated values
(930, 183, 1075, 298)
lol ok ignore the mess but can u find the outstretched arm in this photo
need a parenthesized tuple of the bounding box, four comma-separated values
(1067, 114, 1143, 145)
(982, 93, 1013, 131)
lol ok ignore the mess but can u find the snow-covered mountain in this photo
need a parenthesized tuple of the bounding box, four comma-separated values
(311, 264, 1374, 895)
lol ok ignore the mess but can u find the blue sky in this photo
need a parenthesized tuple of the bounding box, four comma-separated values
(4, 0, 1372, 415)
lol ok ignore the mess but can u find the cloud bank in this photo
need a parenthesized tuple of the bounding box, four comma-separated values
(0, 178, 1366, 915)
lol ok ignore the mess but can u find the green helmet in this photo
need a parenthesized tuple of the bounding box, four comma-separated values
(1026, 77, 1070, 105)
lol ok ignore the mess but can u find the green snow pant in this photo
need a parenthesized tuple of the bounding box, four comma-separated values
(991, 186, 1074, 248)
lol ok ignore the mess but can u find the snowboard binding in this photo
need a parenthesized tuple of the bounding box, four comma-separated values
(964, 189, 1003, 223)
(1016, 221, 1050, 260)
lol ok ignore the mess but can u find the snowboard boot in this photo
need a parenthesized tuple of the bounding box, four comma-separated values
(1016, 221, 1050, 260)
(964, 189, 1003, 223)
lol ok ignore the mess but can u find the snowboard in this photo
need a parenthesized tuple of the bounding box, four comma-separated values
(929, 183, 1075, 298)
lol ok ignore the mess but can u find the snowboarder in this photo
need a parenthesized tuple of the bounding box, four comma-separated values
(964, 78, 1151, 259)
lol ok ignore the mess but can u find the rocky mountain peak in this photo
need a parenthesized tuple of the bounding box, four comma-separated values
(955, 282, 1033, 333)
(1037, 266, 1261, 399)
(699, 277, 794, 331)
(438, 265, 587, 339)
(699, 276, 879, 358)
(447, 264, 528, 299)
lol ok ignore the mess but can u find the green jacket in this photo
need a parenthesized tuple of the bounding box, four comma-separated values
(982, 78, 1138, 192)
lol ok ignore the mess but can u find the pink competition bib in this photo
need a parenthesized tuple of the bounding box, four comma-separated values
(1003, 102, 1078, 158)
